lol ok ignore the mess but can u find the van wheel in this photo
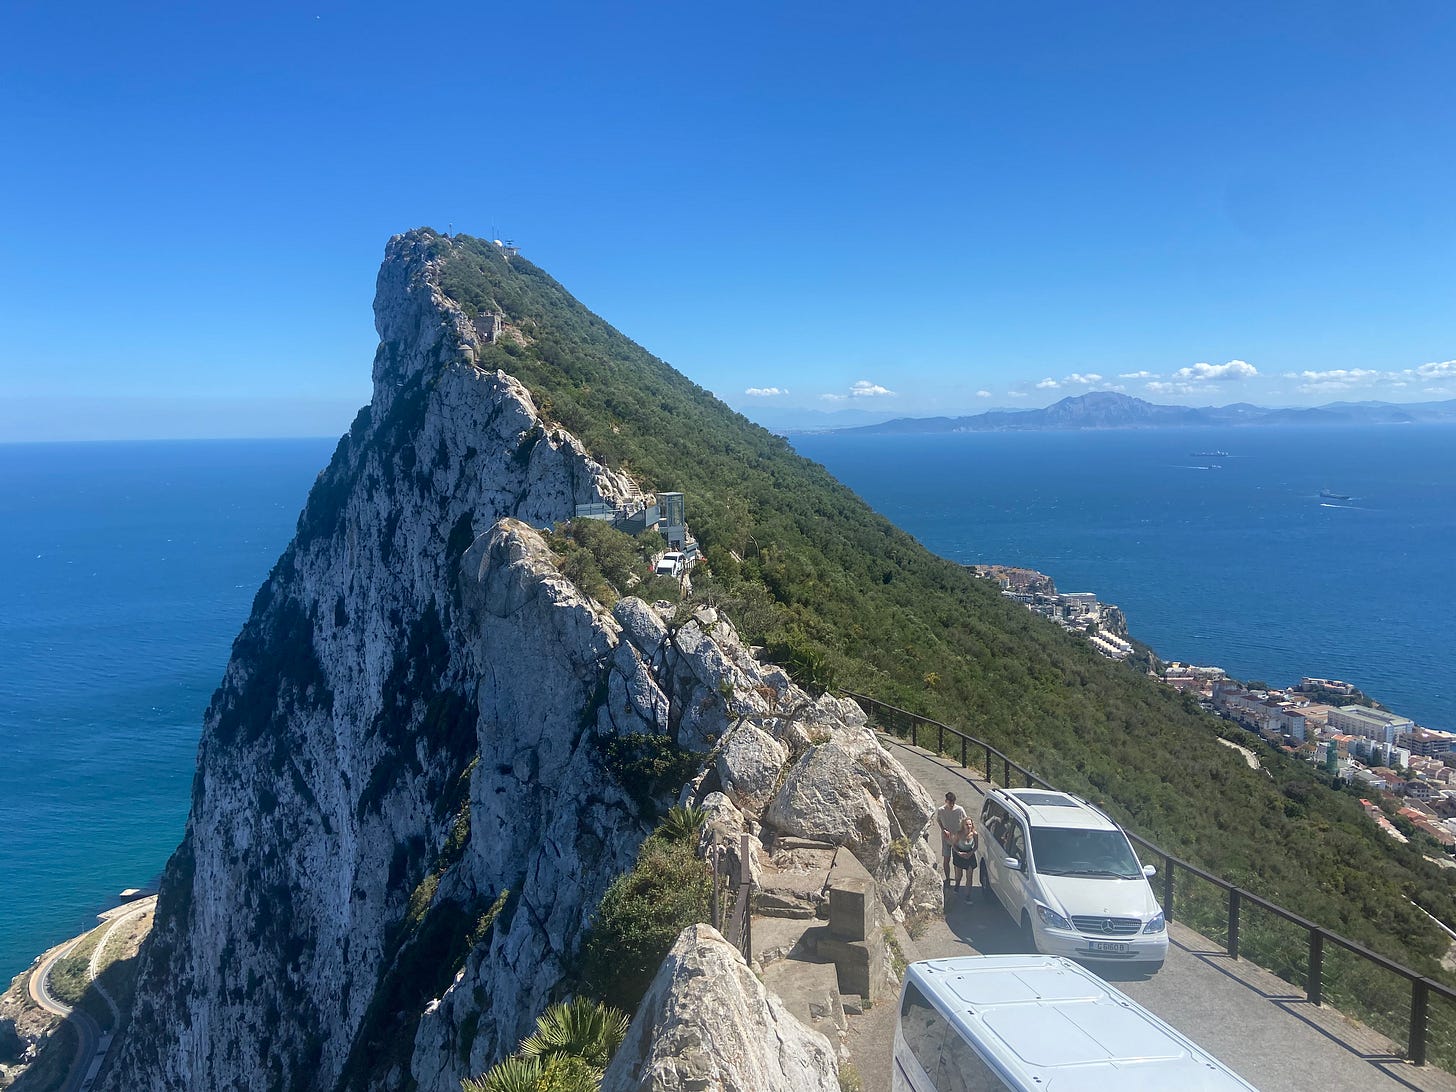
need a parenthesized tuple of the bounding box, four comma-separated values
(1020, 912, 1038, 953)
(979, 860, 991, 899)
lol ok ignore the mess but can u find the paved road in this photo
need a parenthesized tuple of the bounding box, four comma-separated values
(86, 896, 156, 1026)
(877, 734, 1456, 1092)
(29, 938, 101, 1092)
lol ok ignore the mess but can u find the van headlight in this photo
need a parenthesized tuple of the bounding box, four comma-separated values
(1036, 902, 1072, 930)
(1143, 912, 1166, 934)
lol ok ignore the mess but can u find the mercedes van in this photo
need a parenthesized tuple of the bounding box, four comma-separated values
(893, 955, 1257, 1091)
(979, 788, 1167, 970)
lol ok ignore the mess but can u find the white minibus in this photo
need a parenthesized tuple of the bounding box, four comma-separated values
(893, 955, 1257, 1091)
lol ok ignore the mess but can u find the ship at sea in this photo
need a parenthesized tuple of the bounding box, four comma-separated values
(1320, 489, 1353, 501)
(1191, 450, 1229, 458)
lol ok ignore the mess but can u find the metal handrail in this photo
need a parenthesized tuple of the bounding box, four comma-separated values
(841, 689, 1456, 1066)
(707, 833, 753, 962)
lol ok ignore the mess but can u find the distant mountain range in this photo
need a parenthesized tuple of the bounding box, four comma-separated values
(832, 391, 1456, 434)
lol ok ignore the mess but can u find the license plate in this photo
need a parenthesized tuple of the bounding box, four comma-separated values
(1088, 941, 1129, 953)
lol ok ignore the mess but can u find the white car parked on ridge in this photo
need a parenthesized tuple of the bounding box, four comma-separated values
(979, 787, 1167, 971)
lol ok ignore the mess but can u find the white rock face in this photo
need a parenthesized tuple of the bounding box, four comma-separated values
(98, 229, 941, 1092)
(99, 233, 738, 1092)
(763, 727, 943, 916)
(600, 925, 839, 1092)
(715, 723, 788, 814)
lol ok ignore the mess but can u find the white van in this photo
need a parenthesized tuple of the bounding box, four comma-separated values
(653, 551, 685, 577)
(979, 788, 1167, 970)
(893, 955, 1257, 1091)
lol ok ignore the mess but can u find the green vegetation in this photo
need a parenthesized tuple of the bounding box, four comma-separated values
(599, 733, 702, 823)
(543, 520, 676, 607)
(656, 804, 707, 844)
(575, 811, 711, 1014)
(428, 229, 1456, 1057)
(462, 997, 629, 1092)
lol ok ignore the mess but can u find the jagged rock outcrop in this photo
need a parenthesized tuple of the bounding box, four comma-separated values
(762, 725, 943, 915)
(98, 230, 940, 1092)
(99, 233, 728, 1092)
(600, 925, 839, 1092)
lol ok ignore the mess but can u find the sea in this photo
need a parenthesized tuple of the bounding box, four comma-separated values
(1, 424, 1452, 982)
(0, 439, 336, 982)
(793, 424, 1456, 728)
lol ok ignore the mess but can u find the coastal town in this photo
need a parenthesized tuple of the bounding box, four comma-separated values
(976, 563, 1456, 854)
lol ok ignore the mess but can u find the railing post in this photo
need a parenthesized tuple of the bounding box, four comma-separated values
(960, 736, 967, 770)
(937, 723, 944, 756)
(1003, 756, 1011, 788)
(741, 832, 753, 962)
(1411, 979, 1430, 1066)
(1308, 930, 1324, 1006)
(1228, 889, 1241, 960)
(984, 744, 991, 781)
(710, 840, 721, 931)
(1163, 857, 1175, 923)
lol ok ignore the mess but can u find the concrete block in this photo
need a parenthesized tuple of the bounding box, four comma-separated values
(817, 929, 886, 1001)
(828, 878, 872, 941)
(754, 891, 816, 919)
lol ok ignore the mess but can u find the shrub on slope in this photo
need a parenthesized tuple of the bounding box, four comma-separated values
(428, 230, 1455, 976)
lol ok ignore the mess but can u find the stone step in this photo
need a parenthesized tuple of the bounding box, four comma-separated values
(762, 957, 847, 1036)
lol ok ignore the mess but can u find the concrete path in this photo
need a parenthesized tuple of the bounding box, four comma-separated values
(867, 733, 1456, 1092)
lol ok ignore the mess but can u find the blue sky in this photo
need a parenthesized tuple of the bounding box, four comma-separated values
(2, 1, 1453, 439)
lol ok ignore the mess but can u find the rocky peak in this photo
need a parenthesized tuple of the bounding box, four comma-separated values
(97, 231, 940, 1092)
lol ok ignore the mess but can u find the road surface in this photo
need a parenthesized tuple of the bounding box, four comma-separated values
(860, 734, 1456, 1092)
(28, 938, 100, 1092)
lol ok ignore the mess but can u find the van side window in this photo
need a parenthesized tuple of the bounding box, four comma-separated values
(936, 1024, 1008, 1091)
(899, 981, 947, 1079)
(981, 802, 1007, 848)
(1006, 824, 1025, 865)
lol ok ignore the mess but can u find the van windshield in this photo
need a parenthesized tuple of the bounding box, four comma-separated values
(1030, 828, 1143, 879)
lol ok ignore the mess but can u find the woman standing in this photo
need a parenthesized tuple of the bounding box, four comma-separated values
(951, 816, 978, 895)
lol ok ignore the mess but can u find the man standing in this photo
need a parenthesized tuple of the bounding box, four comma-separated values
(936, 791, 968, 883)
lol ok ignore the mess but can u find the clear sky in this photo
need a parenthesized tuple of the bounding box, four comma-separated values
(3, 1, 1453, 439)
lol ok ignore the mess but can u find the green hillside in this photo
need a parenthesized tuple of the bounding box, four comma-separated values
(428, 230, 1454, 984)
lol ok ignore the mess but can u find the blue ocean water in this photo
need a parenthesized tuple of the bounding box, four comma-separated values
(0, 439, 335, 982)
(793, 424, 1456, 731)
(1, 426, 1452, 983)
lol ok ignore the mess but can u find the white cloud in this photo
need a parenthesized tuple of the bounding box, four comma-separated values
(743, 386, 788, 397)
(1008, 390, 1029, 398)
(976, 389, 992, 398)
(1284, 368, 1381, 393)
(819, 393, 847, 402)
(1145, 380, 1196, 396)
(1171, 359, 1258, 383)
(849, 380, 896, 398)
(1273, 359, 1456, 394)
(1119, 370, 1158, 380)
(1033, 372, 1105, 392)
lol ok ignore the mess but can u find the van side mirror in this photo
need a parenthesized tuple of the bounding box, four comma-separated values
(1143, 864, 1157, 878)
(1004, 857, 1022, 872)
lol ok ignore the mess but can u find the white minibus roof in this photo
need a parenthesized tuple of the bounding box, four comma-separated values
(906, 955, 1257, 1090)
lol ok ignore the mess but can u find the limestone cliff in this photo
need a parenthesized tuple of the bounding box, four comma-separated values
(600, 926, 838, 1092)
(100, 231, 938, 1092)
